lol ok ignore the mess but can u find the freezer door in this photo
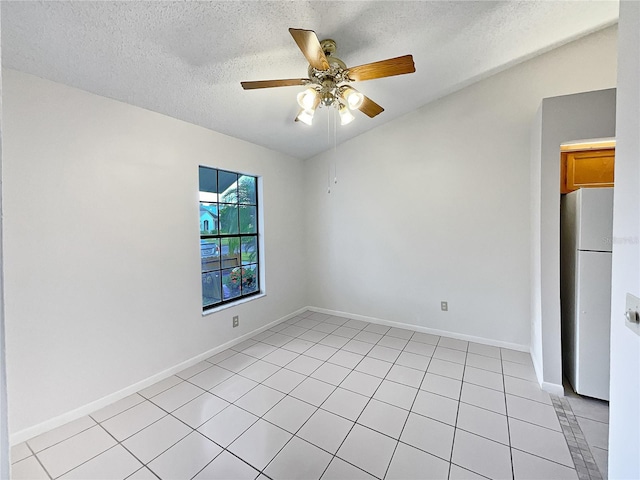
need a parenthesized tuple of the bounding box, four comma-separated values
(575, 250, 612, 400)
(577, 188, 613, 252)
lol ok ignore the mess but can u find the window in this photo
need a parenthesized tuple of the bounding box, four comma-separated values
(199, 166, 260, 310)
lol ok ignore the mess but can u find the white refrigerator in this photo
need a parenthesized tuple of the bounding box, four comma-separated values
(560, 187, 613, 401)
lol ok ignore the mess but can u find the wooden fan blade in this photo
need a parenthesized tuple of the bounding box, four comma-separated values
(241, 79, 309, 90)
(347, 55, 415, 82)
(358, 95, 384, 118)
(289, 28, 330, 71)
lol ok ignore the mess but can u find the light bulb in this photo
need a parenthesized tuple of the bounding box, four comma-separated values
(295, 108, 314, 126)
(339, 104, 355, 125)
(296, 88, 319, 110)
(341, 86, 364, 110)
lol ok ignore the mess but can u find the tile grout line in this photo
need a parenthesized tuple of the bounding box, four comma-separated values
(344, 328, 420, 479)
(144, 377, 280, 479)
(230, 317, 366, 478)
(310, 322, 433, 479)
(183, 318, 523, 478)
(502, 346, 516, 480)
(20, 312, 547, 480)
(93, 423, 162, 480)
(446, 339, 467, 480)
(256, 334, 349, 479)
(99, 379, 261, 479)
(210, 330, 568, 480)
(312, 324, 412, 480)
(283, 317, 386, 479)
(273, 315, 543, 479)
(25, 441, 54, 480)
(551, 395, 604, 480)
(381, 346, 431, 480)
(22, 420, 98, 465)
(17, 315, 337, 479)
(32, 424, 127, 480)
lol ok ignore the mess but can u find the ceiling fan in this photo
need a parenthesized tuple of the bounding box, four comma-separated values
(241, 28, 415, 126)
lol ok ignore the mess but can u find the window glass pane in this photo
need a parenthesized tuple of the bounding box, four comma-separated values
(218, 171, 238, 203)
(202, 271, 222, 307)
(201, 238, 221, 272)
(239, 206, 257, 234)
(222, 268, 242, 300)
(199, 167, 217, 194)
(199, 203, 218, 234)
(238, 175, 257, 205)
(241, 264, 259, 294)
(200, 166, 259, 310)
(241, 236, 258, 265)
(219, 204, 238, 234)
(220, 237, 241, 268)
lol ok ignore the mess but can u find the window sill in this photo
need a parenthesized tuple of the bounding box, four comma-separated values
(202, 292, 266, 316)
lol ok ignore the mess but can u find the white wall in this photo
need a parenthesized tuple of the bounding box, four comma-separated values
(304, 26, 617, 348)
(2, 70, 307, 436)
(0, 16, 10, 475)
(529, 107, 544, 375)
(609, 1, 640, 477)
(531, 89, 616, 393)
(0, 21, 626, 450)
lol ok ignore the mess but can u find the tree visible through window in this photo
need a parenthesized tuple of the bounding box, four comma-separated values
(199, 166, 260, 310)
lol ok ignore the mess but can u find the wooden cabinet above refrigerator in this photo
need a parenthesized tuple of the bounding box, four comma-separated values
(561, 146, 615, 194)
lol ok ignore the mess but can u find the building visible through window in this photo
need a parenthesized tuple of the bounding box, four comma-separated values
(199, 166, 259, 310)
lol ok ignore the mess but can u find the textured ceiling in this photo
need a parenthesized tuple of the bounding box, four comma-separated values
(2, 1, 618, 160)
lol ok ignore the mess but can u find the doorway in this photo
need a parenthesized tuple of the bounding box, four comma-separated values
(559, 139, 614, 478)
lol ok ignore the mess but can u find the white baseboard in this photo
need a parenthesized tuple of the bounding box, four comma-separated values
(530, 345, 564, 396)
(11, 304, 534, 444)
(530, 346, 545, 388)
(541, 382, 565, 396)
(306, 306, 530, 352)
(10, 306, 308, 445)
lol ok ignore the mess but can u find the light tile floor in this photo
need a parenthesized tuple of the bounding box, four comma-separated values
(561, 381, 610, 480)
(11, 311, 581, 479)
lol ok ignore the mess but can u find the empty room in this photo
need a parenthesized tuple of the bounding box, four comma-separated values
(0, 1, 638, 480)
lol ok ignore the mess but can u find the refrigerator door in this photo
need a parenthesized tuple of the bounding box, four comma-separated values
(577, 187, 614, 252)
(575, 250, 611, 400)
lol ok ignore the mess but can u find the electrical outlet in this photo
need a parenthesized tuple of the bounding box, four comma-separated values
(441, 301, 448, 312)
(232, 316, 239, 328)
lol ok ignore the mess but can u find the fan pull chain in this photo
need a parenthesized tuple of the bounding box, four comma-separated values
(327, 105, 331, 146)
(327, 109, 331, 194)
(334, 106, 338, 184)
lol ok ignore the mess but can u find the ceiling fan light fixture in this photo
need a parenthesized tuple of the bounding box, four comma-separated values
(241, 28, 414, 126)
(295, 108, 315, 126)
(296, 88, 319, 110)
(341, 86, 364, 110)
(338, 103, 355, 126)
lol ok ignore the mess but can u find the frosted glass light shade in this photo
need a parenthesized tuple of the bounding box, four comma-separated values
(296, 108, 314, 126)
(339, 104, 355, 125)
(297, 88, 319, 110)
(341, 86, 364, 110)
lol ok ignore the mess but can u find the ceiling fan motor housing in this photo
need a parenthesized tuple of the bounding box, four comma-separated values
(307, 39, 351, 108)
